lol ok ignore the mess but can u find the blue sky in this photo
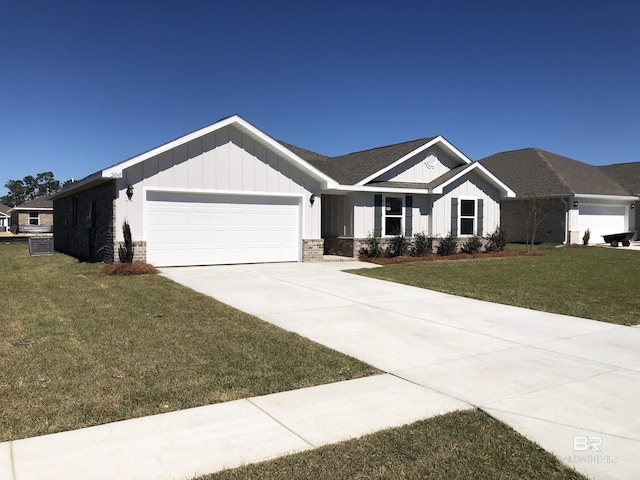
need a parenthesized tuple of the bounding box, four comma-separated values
(1, 0, 639, 194)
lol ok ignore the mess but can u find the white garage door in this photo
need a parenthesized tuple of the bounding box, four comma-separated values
(578, 204, 627, 244)
(146, 191, 301, 267)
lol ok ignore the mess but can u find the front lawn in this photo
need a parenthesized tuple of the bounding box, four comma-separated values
(202, 410, 586, 480)
(0, 244, 376, 441)
(354, 245, 640, 325)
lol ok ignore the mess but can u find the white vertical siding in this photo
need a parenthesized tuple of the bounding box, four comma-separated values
(116, 125, 322, 241)
(432, 173, 501, 237)
(376, 146, 463, 183)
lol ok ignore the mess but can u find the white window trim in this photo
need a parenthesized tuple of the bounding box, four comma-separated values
(383, 195, 404, 236)
(459, 197, 477, 236)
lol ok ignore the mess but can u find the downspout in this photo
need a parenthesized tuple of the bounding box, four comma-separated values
(561, 197, 569, 245)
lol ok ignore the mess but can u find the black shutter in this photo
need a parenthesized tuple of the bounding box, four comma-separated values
(477, 199, 484, 236)
(374, 194, 382, 236)
(451, 197, 458, 236)
(405, 195, 413, 237)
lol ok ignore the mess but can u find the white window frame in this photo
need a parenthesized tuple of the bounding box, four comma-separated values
(459, 197, 477, 236)
(383, 195, 404, 236)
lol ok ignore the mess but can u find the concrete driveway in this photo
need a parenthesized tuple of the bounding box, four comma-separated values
(161, 261, 640, 480)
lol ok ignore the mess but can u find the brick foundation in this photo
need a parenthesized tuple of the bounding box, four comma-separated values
(302, 239, 324, 262)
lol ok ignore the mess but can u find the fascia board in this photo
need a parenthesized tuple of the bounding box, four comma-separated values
(330, 185, 431, 195)
(355, 136, 471, 187)
(8, 207, 53, 212)
(48, 171, 116, 200)
(574, 194, 639, 202)
(432, 163, 517, 198)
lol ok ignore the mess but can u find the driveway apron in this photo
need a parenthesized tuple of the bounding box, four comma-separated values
(161, 261, 640, 480)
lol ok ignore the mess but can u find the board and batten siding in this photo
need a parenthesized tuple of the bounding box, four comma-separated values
(114, 125, 322, 242)
(321, 193, 354, 237)
(375, 146, 462, 184)
(352, 192, 430, 238)
(432, 173, 501, 237)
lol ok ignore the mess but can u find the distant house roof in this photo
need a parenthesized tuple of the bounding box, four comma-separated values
(479, 148, 632, 197)
(0, 204, 10, 216)
(9, 197, 54, 211)
(599, 162, 640, 196)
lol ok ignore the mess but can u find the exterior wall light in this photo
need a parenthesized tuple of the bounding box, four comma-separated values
(632, 204, 636, 209)
(310, 193, 316, 206)
(573, 201, 579, 208)
(126, 185, 134, 201)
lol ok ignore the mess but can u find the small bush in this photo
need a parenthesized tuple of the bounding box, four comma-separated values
(460, 235, 483, 254)
(411, 232, 433, 256)
(102, 261, 159, 276)
(119, 220, 134, 263)
(386, 235, 409, 258)
(583, 228, 591, 246)
(485, 226, 507, 252)
(359, 232, 383, 258)
(436, 233, 458, 256)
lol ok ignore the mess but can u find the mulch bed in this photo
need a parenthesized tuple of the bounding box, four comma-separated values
(360, 250, 543, 265)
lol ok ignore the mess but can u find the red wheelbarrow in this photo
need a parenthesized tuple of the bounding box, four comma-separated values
(602, 231, 636, 247)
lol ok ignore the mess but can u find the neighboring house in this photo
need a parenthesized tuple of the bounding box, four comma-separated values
(599, 162, 640, 242)
(8, 198, 54, 234)
(480, 148, 638, 244)
(0, 204, 10, 232)
(50, 115, 514, 266)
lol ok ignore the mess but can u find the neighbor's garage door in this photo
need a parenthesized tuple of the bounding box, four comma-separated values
(578, 204, 627, 244)
(146, 191, 301, 267)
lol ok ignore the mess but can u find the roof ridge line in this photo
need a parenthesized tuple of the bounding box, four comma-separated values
(533, 148, 575, 195)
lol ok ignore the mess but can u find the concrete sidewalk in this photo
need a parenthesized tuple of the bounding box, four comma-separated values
(0, 374, 469, 480)
(161, 262, 640, 480)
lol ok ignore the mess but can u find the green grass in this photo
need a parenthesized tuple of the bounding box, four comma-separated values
(201, 410, 586, 480)
(353, 245, 640, 325)
(0, 244, 377, 442)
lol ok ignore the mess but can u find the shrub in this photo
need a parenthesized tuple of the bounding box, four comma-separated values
(119, 220, 134, 263)
(583, 228, 591, 246)
(460, 235, 482, 254)
(102, 261, 159, 276)
(410, 232, 433, 256)
(436, 233, 458, 256)
(485, 226, 507, 252)
(386, 235, 409, 257)
(359, 232, 383, 258)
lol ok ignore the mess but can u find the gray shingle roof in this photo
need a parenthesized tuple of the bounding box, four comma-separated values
(11, 197, 54, 210)
(479, 148, 632, 197)
(283, 138, 436, 185)
(599, 162, 640, 195)
(0, 204, 10, 216)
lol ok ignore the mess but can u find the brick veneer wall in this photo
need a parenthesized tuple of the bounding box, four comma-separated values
(53, 181, 117, 262)
(302, 239, 324, 262)
(500, 198, 566, 243)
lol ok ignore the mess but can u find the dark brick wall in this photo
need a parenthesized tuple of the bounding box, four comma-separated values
(500, 198, 566, 243)
(54, 181, 117, 262)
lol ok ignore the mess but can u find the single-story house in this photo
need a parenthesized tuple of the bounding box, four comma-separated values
(0, 204, 10, 232)
(9, 198, 54, 234)
(51, 115, 514, 266)
(479, 148, 638, 244)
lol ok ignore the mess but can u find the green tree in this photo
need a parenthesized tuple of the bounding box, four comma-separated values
(1, 171, 62, 207)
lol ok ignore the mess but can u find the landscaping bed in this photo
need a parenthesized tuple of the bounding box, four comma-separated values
(360, 249, 542, 265)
